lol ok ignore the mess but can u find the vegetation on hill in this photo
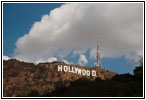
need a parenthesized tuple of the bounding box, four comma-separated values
(3, 57, 143, 97)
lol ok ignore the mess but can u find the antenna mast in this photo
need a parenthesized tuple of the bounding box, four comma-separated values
(94, 41, 101, 68)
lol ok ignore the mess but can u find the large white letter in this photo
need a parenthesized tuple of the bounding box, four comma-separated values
(58, 65, 62, 71)
(86, 70, 90, 76)
(82, 69, 86, 76)
(64, 65, 68, 72)
(92, 70, 96, 76)
(77, 68, 81, 74)
(74, 67, 78, 73)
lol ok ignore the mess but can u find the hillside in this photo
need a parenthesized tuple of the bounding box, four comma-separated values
(3, 59, 143, 97)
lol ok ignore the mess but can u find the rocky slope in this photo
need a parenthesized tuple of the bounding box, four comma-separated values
(3, 59, 116, 97)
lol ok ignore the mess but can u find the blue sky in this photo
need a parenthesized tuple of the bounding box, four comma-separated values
(4, 3, 62, 56)
(3, 3, 142, 74)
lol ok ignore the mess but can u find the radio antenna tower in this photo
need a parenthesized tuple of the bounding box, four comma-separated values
(94, 41, 101, 68)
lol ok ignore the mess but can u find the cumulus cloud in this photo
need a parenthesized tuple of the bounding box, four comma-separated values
(14, 3, 143, 63)
(3, 56, 10, 60)
(48, 57, 57, 62)
(62, 59, 71, 64)
(36, 57, 57, 64)
(78, 54, 88, 65)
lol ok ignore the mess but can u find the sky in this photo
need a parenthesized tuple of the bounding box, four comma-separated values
(3, 3, 143, 74)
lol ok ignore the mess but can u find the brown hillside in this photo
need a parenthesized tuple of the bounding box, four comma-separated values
(3, 59, 116, 97)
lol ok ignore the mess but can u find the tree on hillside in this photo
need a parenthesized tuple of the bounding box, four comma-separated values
(134, 56, 143, 80)
(138, 56, 143, 67)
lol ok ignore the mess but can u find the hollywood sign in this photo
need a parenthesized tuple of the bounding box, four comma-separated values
(58, 65, 97, 77)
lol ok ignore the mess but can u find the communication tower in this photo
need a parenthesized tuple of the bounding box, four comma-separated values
(94, 41, 101, 68)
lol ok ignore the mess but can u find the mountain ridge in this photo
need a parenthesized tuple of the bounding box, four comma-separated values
(3, 59, 116, 97)
(3, 59, 142, 97)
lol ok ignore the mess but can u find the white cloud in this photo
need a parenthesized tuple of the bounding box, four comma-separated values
(35, 59, 46, 64)
(14, 3, 143, 63)
(62, 59, 71, 64)
(3, 56, 10, 60)
(78, 54, 88, 65)
(47, 57, 57, 62)
(73, 49, 87, 55)
(36, 57, 57, 64)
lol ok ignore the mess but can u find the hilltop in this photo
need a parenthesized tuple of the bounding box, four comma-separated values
(3, 59, 142, 97)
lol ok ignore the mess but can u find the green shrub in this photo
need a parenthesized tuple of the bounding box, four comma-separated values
(134, 66, 143, 80)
